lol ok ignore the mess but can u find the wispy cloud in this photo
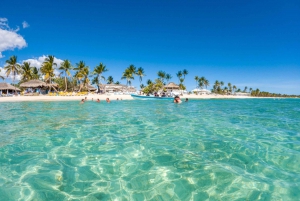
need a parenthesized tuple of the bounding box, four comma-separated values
(22, 21, 29, 28)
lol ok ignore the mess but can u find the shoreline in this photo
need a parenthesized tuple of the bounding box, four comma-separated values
(0, 94, 290, 102)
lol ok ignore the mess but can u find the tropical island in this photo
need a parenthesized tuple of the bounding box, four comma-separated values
(0, 55, 299, 100)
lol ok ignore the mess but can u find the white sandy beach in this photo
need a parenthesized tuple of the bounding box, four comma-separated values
(0, 94, 262, 102)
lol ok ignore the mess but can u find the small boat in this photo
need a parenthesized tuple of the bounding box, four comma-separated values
(131, 94, 174, 100)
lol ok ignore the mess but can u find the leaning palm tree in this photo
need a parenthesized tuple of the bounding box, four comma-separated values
(165, 73, 172, 83)
(243, 86, 248, 93)
(41, 55, 57, 85)
(20, 62, 33, 81)
(4, 56, 21, 88)
(121, 69, 134, 86)
(137, 67, 146, 85)
(228, 82, 232, 94)
(59, 60, 73, 92)
(107, 76, 114, 84)
(81, 67, 90, 92)
(204, 79, 210, 89)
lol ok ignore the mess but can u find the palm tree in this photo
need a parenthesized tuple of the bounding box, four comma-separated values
(93, 62, 108, 92)
(182, 69, 188, 79)
(41, 55, 57, 84)
(115, 81, 120, 85)
(127, 64, 137, 75)
(20, 62, 33, 81)
(32, 67, 40, 80)
(157, 71, 166, 83)
(176, 71, 182, 83)
(4, 56, 21, 90)
(249, 88, 253, 93)
(79, 66, 90, 92)
(203, 79, 210, 89)
(194, 76, 199, 88)
(243, 86, 248, 93)
(233, 85, 237, 94)
(165, 73, 172, 83)
(137, 67, 146, 85)
(59, 60, 73, 92)
(107, 76, 114, 84)
(220, 81, 224, 88)
(140, 84, 145, 89)
(147, 79, 152, 85)
(228, 82, 232, 94)
(121, 69, 134, 86)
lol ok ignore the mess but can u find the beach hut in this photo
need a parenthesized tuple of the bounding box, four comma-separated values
(20, 80, 58, 94)
(0, 83, 21, 95)
(99, 84, 128, 93)
(164, 82, 180, 90)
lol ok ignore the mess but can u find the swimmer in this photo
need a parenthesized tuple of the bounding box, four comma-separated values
(85, 97, 87, 101)
(92, 98, 93, 101)
(80, 99, 85, 104)
(106, 98, 110, 103)
(117, 98, 119, 100)
(96, 99, 100, 102)
(185, 98, 188, 102)
(174, 96, 182, 103)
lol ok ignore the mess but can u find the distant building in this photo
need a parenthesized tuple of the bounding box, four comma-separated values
(234, 92, 250, 96)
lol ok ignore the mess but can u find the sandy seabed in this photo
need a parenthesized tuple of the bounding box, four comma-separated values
(0, 94, 266, 102)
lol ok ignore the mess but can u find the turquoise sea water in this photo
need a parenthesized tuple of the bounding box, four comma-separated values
(0, 99, 300, 200)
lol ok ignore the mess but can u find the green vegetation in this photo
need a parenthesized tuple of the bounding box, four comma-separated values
(1, 55, 299, 97)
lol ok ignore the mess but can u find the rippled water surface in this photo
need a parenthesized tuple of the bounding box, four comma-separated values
(0, 99, 300, 200)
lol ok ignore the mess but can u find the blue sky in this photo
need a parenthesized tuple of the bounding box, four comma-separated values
(0, 0, 299, 94)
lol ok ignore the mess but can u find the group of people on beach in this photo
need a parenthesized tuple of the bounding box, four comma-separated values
(80, 97, 123, 104)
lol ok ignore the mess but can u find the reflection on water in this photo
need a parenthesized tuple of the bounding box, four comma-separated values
(0, 99, 300, 200)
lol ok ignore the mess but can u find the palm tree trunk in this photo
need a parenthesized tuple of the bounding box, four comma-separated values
(64, 75, 68, 92)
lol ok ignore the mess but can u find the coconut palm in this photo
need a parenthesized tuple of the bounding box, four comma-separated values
(228, 82, 232, 93)
(243, 86, 248, 93)
(137, 67, 146, 85)
(59, 60, 73, 92)
(77, 66, 90, 92)
(194, 76, 199, 88)
(140, 84, 145, 89)
(147, 79, 152, 85)
(203, 79, 210, 89)
(93, 63, 108, 92)
(233, 85, 237, 94)
(157, 71, 166, 83)
(4, 55, 21, 85)
(41, 55, 57, 84)
(107, 76, 114, 84)
(127, 64, 137, 75)
(165, 73, 172, 83)
(121, 69, 134, 86)
(182, 69, 188, 79)
(176, 71, 182, 83)
(32, 67, 40, 80)
(115, 81, 120, 85)
(249, 88, 253, 93)
(220, 81, 224, 88)
(21, 62, 33, 81)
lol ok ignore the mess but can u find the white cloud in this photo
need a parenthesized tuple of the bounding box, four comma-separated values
(23, 55, 64, 76)
(0, 18, 27, 58)
(22, 21, 29, 28)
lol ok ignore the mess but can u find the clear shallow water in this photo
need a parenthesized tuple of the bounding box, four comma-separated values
(0, 99, 300, 201)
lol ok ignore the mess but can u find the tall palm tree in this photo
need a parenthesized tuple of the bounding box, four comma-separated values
(194, 76, 199, 88)
(59, 60, 73, 92)
(165, 73, 172, 83)
(157, 71, 166, 83)
(220, 81, 224, 88)
(243, 86, 248, 93)
(4, 56, 21, 88)
(147, 79, 152, 85)
(228, 82, 232, 93)
(127, 64, 137, 75)
(76, 66, 90, 92)
(107, 76, 114, 84)
(41, 55, 57, 84)
(93, 62, 108, 92)
(121, 69, 134, 86)
(203, 79, 210, 89)
(21, 62, 33, 81)
(137, 67, 145, 85)
(233, 85, 237, 94)
(115, 81, 120, 85)
(182, 69, 188, 79)
(249, 88, 253, 93)
(176, 71, 182, 83)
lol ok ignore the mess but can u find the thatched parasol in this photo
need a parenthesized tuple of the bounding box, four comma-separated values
(164, 82, 179, 89)
(0, 83, 21, 91)
(20, 80, 48, 88)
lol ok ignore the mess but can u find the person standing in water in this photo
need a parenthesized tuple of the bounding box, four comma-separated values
(106, 98, 110, 103)
(80, 99, 85, 104)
